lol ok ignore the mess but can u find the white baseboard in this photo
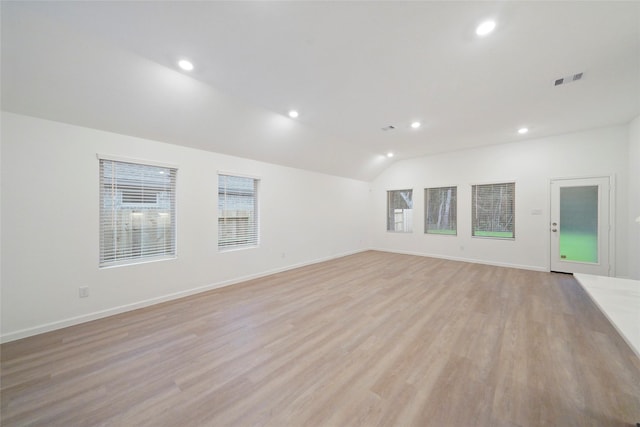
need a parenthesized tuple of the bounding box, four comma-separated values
(0, 249, 366, 344)
(370, 248, 548, 272)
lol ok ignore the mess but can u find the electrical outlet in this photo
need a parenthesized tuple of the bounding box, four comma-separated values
(79, 287, 89, 298)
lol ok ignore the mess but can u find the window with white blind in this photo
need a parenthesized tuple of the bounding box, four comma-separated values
(472, 182, 515, 239)
(99, 158, 177, 267)
(387, 189, 413, 232)
(218, 174, 259, 250)
(425, 186, 457, 235)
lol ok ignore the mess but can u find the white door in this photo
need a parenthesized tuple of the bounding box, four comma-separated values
(550, 177, 611, 275)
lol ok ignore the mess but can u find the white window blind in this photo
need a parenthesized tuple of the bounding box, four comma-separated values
(387, 189, 413, 232)
(99, 159, 177, 267)
(472, 182, 515, 239)
(425, 186, 457, 235)
(218, 174, 259, 250)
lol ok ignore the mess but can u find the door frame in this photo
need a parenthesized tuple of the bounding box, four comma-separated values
(548, 175, 615, 276)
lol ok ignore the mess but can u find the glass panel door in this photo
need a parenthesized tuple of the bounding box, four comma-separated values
(559, 186, 598, 263)
(550, 177, 610, 275)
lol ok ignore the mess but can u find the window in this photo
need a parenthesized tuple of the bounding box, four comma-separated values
(472, 182, 515, 239)
(387, 189, 413, 232)
(425, 186, 457, 235)
(99, 158, 177, 267)
(218, 174, 259, 250)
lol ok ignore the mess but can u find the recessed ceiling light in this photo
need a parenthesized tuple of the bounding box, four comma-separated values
(411, 121, 421, 129)
(476, 20, 496, 36)
(178, 59, 194, 71)
(518, 127, 529, 134)
(387, 152, 394, 158)
(288, 110, 299, 118)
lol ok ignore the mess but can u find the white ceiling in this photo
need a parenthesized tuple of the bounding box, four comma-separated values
(2, 1, 639, 181)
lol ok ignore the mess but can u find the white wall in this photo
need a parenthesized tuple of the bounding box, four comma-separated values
(629, 115, 640, 280)
(2, 112, 635, 342)
(0, 112, 370, 342)
(370, 125, 630, 274)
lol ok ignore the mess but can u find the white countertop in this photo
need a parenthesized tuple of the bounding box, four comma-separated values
(575, 274, 640, 358)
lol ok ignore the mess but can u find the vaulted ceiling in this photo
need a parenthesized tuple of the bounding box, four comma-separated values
(2, 1, 639, 180)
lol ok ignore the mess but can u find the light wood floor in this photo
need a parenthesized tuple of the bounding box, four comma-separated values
(2, 251, 639, 426)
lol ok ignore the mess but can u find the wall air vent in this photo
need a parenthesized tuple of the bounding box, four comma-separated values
(554, 72, 584, 86)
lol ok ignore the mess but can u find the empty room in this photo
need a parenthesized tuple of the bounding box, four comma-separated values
(1, 1, 639, 426)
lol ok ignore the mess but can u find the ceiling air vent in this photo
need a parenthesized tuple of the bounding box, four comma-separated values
(554, 72, 584, 86)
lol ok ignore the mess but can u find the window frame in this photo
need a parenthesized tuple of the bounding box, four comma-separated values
(424, 186, 458, 236)
(386, 189, 414, 233)
(98, 155, 178, 268)
(471, 181, 516, 240)
(218, 172, 260, 251)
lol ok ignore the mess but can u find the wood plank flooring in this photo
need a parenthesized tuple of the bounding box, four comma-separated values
(2, 251, 640, 426)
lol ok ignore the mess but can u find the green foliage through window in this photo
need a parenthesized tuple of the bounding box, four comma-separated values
(472, 182, 515, 239)
(425, 186, 457, 235)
